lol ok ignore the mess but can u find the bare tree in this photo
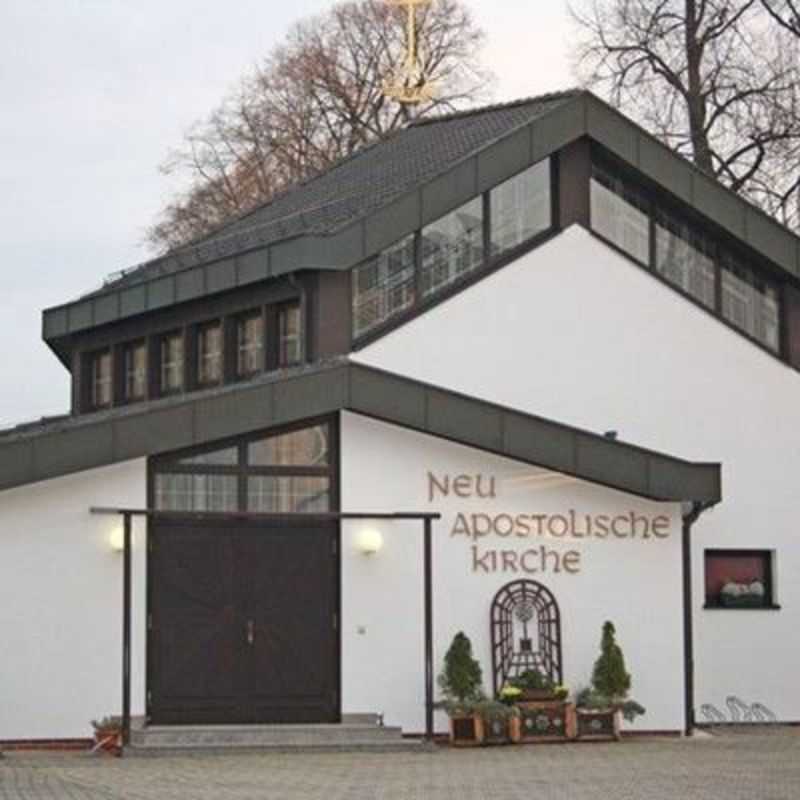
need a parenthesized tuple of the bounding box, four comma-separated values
(148, 0, 489, 253)
(571, 1, 800, 229)
(761, 0, 800, 34)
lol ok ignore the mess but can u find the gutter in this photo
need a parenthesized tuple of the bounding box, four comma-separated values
(681, 500, 714, 737)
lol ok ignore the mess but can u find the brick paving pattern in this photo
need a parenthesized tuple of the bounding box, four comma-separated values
(1, 728, 798, 800)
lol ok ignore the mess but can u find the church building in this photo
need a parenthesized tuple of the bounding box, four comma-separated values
(1, 89, 797, 748)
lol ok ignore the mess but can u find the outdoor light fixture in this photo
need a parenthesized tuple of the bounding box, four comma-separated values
(356, 528, 384, 556)
(108, 526, 125, 553)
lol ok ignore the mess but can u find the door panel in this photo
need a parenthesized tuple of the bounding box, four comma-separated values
(148, 520, 339, 725)
(243, 525, 338, 723)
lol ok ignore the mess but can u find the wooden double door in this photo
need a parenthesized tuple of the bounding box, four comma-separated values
(147, 519, 339, 725)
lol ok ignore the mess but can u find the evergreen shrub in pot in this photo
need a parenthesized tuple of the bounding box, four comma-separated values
(438, 632, 486, 746)
(576, 622, 645, 740)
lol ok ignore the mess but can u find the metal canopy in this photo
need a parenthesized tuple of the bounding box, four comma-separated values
(91, 507, 440, 750)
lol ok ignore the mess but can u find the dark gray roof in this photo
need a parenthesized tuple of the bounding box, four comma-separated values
(42, 89, 800, 341)
(0, 359, 721, 504)
(95, 91, 579, 295)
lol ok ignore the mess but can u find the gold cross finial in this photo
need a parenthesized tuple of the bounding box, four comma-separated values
(384, 0, 435, 106)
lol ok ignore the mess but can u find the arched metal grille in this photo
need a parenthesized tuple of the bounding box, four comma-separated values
(490, 579, 563, 695)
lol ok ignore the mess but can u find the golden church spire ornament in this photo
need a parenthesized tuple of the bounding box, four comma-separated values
(383, 0, 435, 105)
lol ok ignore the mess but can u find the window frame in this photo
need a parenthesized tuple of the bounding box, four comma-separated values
(351, 156, 557, 344)
(122, 339, 148, 404)
(88, 348, 113, 410)
(703, 549, 779, 610)
(235, 309, 266, 380)
(196, 320, 224, 387)
(149, 415, 339, 515)
(159, 330, 185, 397)
(277, 301, 303, 368)
(588, 146, 787, 361)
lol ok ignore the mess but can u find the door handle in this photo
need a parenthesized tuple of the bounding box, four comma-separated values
(246, 619, 255, 647)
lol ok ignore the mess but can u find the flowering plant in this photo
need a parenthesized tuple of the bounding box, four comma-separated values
(499, 685, 523, 705)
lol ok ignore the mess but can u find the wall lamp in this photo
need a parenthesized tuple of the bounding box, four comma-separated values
(109, 526, 126, 553)
(356, 528, 384, 556)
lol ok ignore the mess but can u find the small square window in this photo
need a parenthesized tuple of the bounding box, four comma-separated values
(278, 303, 302, 367)
(704, 550, 776, 609)
(236, 311, 264, 378)
(197, 322, 223, 386)
(123, 340, 147, 403)
(160, 332, 184, 395)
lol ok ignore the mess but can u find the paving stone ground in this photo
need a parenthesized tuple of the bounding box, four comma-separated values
(1, 728, 798, 800)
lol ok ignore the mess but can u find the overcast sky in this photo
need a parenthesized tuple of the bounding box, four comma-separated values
(0, 0, 573, 427)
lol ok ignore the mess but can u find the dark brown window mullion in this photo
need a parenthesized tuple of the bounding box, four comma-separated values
(222, 316, 237, 384)
(264, 305, 279, 372)
(112, 343, 126, 407)
(183, 325, 196, 393)
(147, 336, 160, 400)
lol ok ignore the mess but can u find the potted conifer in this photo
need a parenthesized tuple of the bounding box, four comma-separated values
(438, 632, 486, 746)
(91, 715, 122, 755)
(576, 621, 645, 741)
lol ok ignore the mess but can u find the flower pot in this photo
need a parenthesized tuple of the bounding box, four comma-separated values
(93, 728, 121, 755)
(481, 715, 517, 745)
(517, 701, 575, 742)
(575, 708, 621, 741)
(449, 714, 484, 747)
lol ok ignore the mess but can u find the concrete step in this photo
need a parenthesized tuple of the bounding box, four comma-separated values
(126, 720, 429, 756)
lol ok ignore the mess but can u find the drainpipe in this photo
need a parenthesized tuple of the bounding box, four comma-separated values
(288, 274, 308, 364)
(682, 500, 712, 737)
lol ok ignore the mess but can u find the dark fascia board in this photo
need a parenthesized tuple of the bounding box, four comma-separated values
(42, 91, 799, 342)
(0, 360, 721, 505)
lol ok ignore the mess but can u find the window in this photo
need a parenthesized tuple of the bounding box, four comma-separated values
(89, 350, 112, 408)
(278, 303, 302, 367)
(123, 341, 147, 403)
(160, 332, 184, 395)
(704, 550, 776, 609)
(721, 254, 780, 352)
(236, 311, 264, 378)
(655, 211, 716, 309)
(590, 164, 650, 263)
(421, 198, 484, 297)
(248, 425, 329, 467)
(197, 322, 223, 385)
(490, 160, 551, 255)
(151, 421, 334, 514)
(352, 234, 415, 338)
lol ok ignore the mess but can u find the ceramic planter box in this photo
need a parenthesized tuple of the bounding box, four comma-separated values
(517, 701, 576, 742)
(449, 714, 484, 747)
(575, 708, 621, 741)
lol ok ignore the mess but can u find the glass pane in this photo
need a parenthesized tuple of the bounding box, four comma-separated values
(175, 446, 239, 466)
(237, 312, 264, 377)
(655, 213, 716, 309)
(352, 234, 415, 337)
(421, 198, 484, 297)
(490, 159, 551, 255)
(705, 552, 770, 607)
(278, 304, 301, 367)
(154, 473, 238, 512)
(160, 333, 184, 393)
(124, 342, 147, 401)
(247, 476, 330, 513)
(248, 425, 329, 467)
(721, 256, 780, 351)
(590, 166, 650, 263)
(91, 351, 112, 407)
(197, 323, 222, 385)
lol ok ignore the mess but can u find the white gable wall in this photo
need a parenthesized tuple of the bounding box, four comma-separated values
(355, 224, 800, 724)
(340, 411, 683, 734)
(0, 460, 147, 739)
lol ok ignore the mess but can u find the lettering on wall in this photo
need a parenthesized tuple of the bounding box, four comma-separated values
(428, 472, 672, 576)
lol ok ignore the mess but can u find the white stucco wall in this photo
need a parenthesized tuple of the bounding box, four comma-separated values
(340, 411, 683, 734)
(0, 460, 147, 739)
(354, 224, 800, 724)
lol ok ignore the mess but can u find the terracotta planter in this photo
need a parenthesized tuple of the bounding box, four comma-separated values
(93, 728, 121, 755)
(517, 701, 576, 742)
(575, 708, 621, 741)
(449, 714, 484, 747)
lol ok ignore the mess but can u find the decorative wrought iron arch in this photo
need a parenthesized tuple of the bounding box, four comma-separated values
(490, 579, 563, 695)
